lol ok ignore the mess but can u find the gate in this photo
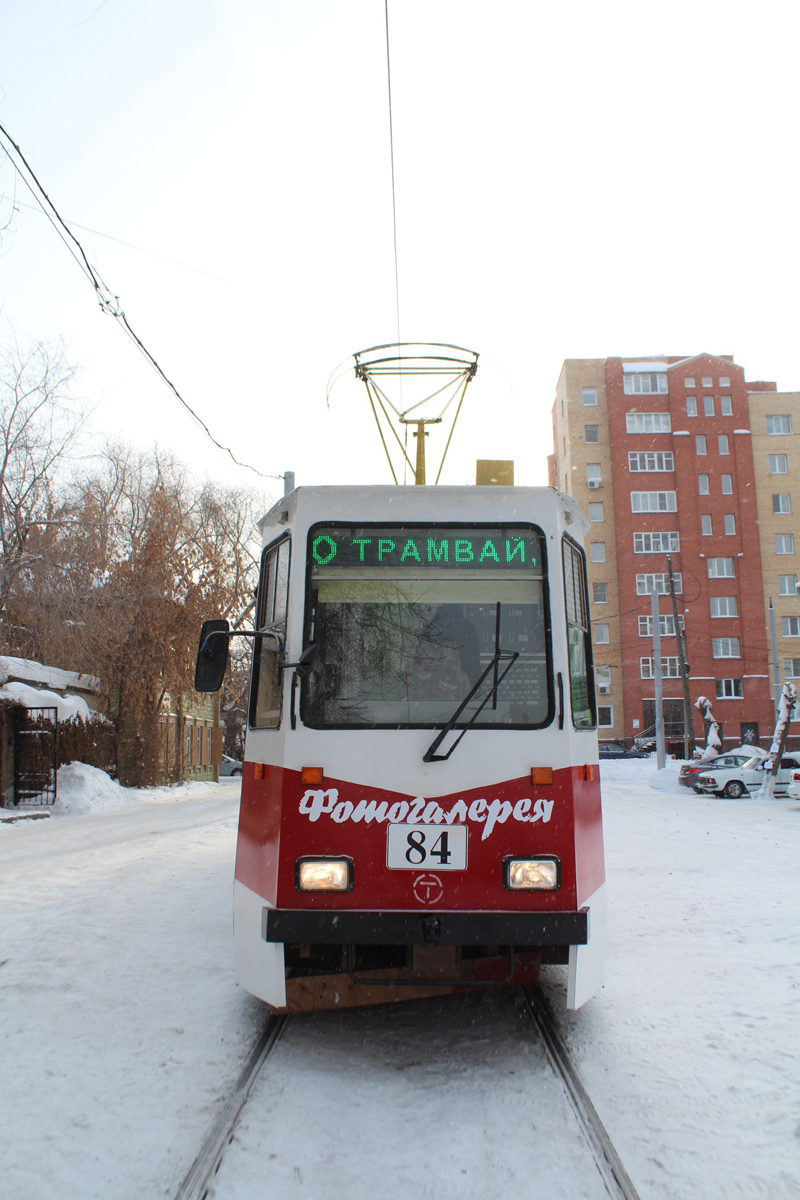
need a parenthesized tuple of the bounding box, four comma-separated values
(13, 707, 58, 806)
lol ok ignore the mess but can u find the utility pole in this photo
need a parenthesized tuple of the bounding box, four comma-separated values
(769, 598, 781, 720)
(651, 588, 666, 769)
(667, 555, 695, 759)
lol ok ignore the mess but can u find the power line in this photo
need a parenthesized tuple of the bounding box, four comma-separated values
(0, 121, 282, 483)
(384, 0, 401, 349)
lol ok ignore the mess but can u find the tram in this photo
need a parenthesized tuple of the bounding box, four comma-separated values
(196, 484, 606, 1012)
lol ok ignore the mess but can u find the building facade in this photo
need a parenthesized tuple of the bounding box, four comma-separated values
(549, 354, 798, 749)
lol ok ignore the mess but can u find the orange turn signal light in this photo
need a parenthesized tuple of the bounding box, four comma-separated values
(579, 764, 595, 782)
(253, 762, 269, 780)
(301, 766, 325, 785)
(530, 767, 553, 785)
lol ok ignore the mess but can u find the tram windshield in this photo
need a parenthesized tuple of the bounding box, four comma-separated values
(302, 524, 551, 729)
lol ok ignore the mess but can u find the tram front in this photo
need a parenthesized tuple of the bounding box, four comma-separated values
(197, 484, 605, 1012)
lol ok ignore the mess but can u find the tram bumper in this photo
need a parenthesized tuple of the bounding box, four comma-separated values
(263, 908, 588, 946)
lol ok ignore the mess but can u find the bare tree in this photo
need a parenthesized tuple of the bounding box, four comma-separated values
(0, 339, 84, 637)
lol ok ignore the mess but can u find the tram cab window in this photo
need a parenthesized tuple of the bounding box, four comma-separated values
(250, 537, 290, 727)
(302, 524, 552, 729)
(562, 538, 595, 728)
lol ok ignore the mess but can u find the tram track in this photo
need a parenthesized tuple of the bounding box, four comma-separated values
(174, 985, 640, 1200)
(173, 1014, 288, 1200)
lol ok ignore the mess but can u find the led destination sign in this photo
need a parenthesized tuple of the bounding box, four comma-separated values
(310, 526, 541, 571)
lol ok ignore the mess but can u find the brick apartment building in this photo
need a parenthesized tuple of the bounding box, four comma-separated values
(549, 353, 800, 749)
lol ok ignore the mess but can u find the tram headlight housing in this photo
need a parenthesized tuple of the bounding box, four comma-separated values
(504, 856, 560, 891)
(296, 857, 353, 892)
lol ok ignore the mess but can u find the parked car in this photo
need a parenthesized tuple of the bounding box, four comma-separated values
(679, 753, 753, 789)
(693, 753, 800, 799)
(598, 741, 650, 759)
(219, 755, 243, 777)
(785, 768, 800, 802)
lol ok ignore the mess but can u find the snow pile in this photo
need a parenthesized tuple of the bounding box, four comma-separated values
(53, 762, 128, 815)
(0, 654, 100, 693)
(0, 680, 97, 722)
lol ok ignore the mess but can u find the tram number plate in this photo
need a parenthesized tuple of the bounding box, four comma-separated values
(386, 823, 467, 871)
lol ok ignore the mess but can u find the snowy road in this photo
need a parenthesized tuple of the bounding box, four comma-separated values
(1, 765, 798, 1199)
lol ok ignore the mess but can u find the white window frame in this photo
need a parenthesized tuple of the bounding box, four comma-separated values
(712, 637, 740, 658)
(623, 374, 668, 395)
(592, 582, 608, 604)
(720, 396, 732, 416)
(638, 614, 679, 637)
(702, 377, 713, 388)
(719, 377, 731, 388)
(635, 572, 682, 596)
(590, 542, 606, 563)
(703, 396, 715, 417)
(684, 377, 696, 388)
(784, 658, 800, 679)
(778, 574, 798, 597)
(588, 502, 604, 522)
(686, 396, 697, 417)
(776, 533, 795, 555)
(769, 454, 789, 474)
(628, 451, 675, 472)
(597, 705, 614, 727)
(721, 474, 733, 495)
(773, 494, 791, 514)
(594, 623, 610, 644)
(707, 558, 735, 578)
(584, 424, 600, 443)
(625, 412, 671, 433)
(640, 657, 680, 679)
(582, 387, 598, 406)
(767, 415, 792, 435)
(718, 433, 730, 455)
(701, 514, 713, 536)
(633, 531, 680, 553)
(715, 678, 742, 699)
(781, 616, 800, 638)
(630, 491, 678, 512)
(698, 474, 710, 495)
(696, 435, 707, 455)
(724, 514, 736, 535)
(710, 596, 738, 618)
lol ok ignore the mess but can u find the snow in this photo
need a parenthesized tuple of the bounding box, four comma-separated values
(0, 760, 798, 1199)
(0, 655, 100, 694)
(0, 680, 97, 722)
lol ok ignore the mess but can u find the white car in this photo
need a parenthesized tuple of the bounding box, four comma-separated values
(694, 753, 800, 798)
(785, 769, 800, 802)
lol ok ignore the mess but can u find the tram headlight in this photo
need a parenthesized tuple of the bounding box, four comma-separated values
(504, 857, 560, 891)
(296, 858, 353, 892)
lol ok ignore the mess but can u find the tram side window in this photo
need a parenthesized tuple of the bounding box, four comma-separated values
(562, 539, 595, 728)
(250, 538, 290, 727)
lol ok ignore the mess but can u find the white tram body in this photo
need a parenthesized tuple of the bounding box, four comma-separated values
(211, 485, 605, 1012)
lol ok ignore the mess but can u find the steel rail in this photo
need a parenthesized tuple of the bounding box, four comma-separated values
(173, 1013, 288, 1200)
(522, 985, 642, 1200)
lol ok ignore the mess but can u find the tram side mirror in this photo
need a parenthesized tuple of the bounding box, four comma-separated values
(283, 643, 320, 679)
(195, 619, 230, 692)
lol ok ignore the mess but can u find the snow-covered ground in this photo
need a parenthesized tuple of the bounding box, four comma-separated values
(0, 760, 798, 1199)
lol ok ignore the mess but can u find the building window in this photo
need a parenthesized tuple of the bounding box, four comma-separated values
(701, 514, 713, 536)
(712, 637, 740, 658)
(769, 454, 788, 474)
(702, 376, 713, 388)
(624, 373, 668, 395)
(710, 596, 738, 617)
(590, 542, 606, 563)
(638, 614, 680, 637)
(698, 474, 710, 495)
(640, 657, 680, 678)
(773, 494, 791, 514)
(597, 705, 613, 727)
(584, 424, 600, 443)
(781, 616, 800, 637)
(718, 434, 730, 455)
(696, 435, 707, 455)
(686, 396, 698, 417)
(634, 531, 680, 553)
(594, 623, 609, 644)
(785, 658, 800, 678)
(720, 396, 732, 416)
(776, 533, 795, 555)
(708, 557, 735, 577)
(767, 415, 792, 435)
(719, 376, 731, 388)
(721, 474, 733, 494)
(625, 412, 671, 433)
(703, 396, 715, 417)
(582, 387, 598, 406)
(588, 502, 604, 522)
(778, 574, 798, 596)
(716, 678, 742, 699)
(586, 463, 602, 486)
(724, 513, 736, 535)
(593, 582, 608, 603)
(684, 377, 696, 388)
(636, 572, 682, 595)
(595, 665, 611, 690)
(628, 451, 674, 472)
(630, 491, 677, 512)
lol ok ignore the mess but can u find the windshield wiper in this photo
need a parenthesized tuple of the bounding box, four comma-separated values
(423, 648, 519, 763)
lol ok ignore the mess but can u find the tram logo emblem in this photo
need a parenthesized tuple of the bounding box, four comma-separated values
(413, 874, 443, 905)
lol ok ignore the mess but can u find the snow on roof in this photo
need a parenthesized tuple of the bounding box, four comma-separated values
(622, 361, 668, 373)
(0, 656, 100, 694)
(0, 681, 100, 722)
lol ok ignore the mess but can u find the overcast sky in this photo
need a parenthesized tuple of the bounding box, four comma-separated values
(1, 0, 799, 505)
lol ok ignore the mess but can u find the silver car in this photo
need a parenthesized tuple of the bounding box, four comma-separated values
(694, 753, 800, 798)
